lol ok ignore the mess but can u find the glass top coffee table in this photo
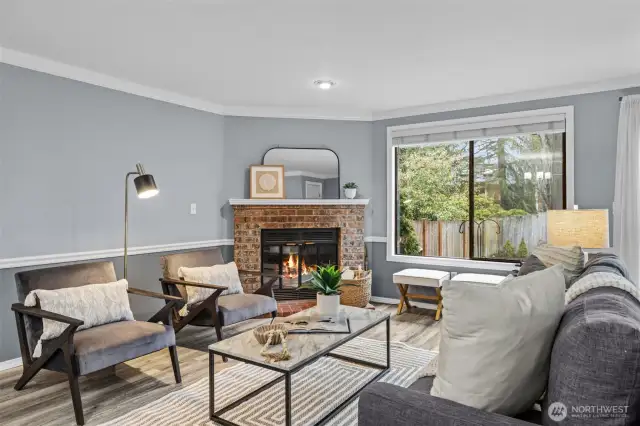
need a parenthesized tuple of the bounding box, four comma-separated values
(209, 305, 390, 426)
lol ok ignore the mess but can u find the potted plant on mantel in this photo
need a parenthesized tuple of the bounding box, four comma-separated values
(301, 265, 353, 316)
(343, 182, 358, 199)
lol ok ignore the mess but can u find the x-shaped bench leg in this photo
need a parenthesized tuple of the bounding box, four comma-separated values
(396, 284, 412, 315)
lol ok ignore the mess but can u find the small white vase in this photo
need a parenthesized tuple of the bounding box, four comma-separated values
(316, 293, 340, 316)
(344, 188, 357, 199)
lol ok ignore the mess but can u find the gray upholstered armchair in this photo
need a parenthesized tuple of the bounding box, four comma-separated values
(160, 248, 279, 358)
(11, 261, 182, 425)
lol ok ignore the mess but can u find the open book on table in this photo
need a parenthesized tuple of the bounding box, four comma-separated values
(271, 312, 351, 334)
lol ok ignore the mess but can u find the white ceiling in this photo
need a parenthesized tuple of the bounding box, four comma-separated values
(1, 0, 640, 119)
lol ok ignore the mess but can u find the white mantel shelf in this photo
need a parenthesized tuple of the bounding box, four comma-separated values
(229, 198, 370, 206)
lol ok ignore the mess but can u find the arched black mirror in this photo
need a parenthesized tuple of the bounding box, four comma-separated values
(263, 148, 340, 199)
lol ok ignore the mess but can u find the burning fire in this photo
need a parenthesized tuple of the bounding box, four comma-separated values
(282, 253, 309, 278)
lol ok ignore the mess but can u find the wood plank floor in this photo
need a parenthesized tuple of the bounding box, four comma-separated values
(0, 304, 440, 426)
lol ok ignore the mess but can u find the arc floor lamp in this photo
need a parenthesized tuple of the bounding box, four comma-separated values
(124, 162, 158, 279)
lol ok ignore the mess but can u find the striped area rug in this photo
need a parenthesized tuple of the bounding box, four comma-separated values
(100, 337, 436, 426)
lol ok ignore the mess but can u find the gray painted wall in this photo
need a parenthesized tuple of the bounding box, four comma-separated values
(284, 175, 304, 198)
(323, 177, 339, 198)
(0, 63, 226, 259)
(221, 116, 374, 237)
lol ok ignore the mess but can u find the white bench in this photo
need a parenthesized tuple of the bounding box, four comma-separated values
(392, 269, 450, 320)
(450, 273, 505, 285)
(393, 270, 507, 320)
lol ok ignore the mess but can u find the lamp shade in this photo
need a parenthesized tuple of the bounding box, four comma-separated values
(134, 174, 158, 198)
(547, 210, 609, 249)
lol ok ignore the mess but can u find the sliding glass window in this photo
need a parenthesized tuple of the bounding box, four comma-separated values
(393, 119, 566, 262)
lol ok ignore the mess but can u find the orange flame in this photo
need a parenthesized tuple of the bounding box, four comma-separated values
(283, 253, 309, 278)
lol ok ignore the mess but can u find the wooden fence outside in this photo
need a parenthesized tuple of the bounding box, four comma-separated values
(412, 212, 547, 259)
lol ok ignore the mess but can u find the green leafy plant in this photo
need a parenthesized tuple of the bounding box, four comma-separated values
(503, 240, 516, 258)
(343, 182, 358, 189)
(516, 238, 528, 258)
(300, 265, 353, 295)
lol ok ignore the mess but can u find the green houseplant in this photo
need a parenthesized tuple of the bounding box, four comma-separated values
(300, 265, 352, 315)
(343, 182, 358, 199)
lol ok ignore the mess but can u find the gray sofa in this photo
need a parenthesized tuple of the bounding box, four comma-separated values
(359, 285, 640, 425)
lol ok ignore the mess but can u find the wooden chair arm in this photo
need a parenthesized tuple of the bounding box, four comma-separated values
(128, 287, 183, 302)
(253, 275, 280, 298)
(147, 301, 178, 325)
(11, 303, 84, 327)
(160, 277, 227, 291)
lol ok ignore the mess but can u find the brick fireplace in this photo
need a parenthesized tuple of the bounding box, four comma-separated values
(230, 199, 368, 292)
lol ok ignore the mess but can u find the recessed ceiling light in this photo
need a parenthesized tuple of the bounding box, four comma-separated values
(314, 80, 336, 90)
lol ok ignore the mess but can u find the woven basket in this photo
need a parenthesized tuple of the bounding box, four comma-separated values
(253, 324, 288, 345)
(340, 269, 372, 308)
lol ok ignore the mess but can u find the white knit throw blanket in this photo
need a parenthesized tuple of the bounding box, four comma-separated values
(565, 272, 640, 305)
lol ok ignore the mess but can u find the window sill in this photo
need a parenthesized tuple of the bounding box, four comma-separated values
(386, 254, 517, 272)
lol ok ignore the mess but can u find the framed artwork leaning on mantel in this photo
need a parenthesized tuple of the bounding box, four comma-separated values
(250, 165, 285, 199)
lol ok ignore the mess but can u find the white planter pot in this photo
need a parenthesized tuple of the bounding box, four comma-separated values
(344, 188, 357, 199)
(316, 293, 341, 316)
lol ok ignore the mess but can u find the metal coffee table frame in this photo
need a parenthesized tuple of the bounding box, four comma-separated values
(209, 316, 390, 426)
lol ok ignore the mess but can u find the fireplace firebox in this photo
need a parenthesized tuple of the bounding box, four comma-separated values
(261, 228, 339, 295)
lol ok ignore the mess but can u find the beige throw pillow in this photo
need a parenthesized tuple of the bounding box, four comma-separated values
(178, 261, 244, 308)
(431, 264, 565, 416)
(532, 243, 584, 287)
(24, 279, 134, 357)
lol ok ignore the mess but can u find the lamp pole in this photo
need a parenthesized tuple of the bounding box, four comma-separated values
(124, 163, 158, 280)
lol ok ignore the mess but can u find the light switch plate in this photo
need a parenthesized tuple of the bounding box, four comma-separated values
(190, 203, 197, 215)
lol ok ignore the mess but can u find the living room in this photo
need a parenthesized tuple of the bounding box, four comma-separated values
(1, 1, 640, 425)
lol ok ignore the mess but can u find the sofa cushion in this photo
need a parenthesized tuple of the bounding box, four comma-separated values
(432, 265, 566, 416)
(178, 261, 244, 302)
(544, 287, 640, 425)
(532, 244, 584, 287)
(42, 320, 176, 375)
(25, 280, 134, 341)
(518, 255, 547, 276)
(218, 294, 277, 325)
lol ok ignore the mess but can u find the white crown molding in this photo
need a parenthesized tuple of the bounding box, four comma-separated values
(229, 198, 369, 206)
(3, 46, 639, 123)
(0, 358, 22, 372)
(0, 239, 234, 270)
(373, 73, 640, 121)
(284, 170, 339, 179)
(0, 46, 225, 115)
(222, 104, 372, 121)
(364, 236, 387, 243)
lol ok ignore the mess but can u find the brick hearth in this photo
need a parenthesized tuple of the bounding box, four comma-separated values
(232, 203, 366, 292)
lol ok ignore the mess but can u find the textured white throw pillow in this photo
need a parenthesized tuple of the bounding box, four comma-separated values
(431, 264, 565, 416)
(178, 261, 244, 308)
(24, 279, 134, 356)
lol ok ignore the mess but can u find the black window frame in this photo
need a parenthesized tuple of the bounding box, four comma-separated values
(395, 132, 568, 263)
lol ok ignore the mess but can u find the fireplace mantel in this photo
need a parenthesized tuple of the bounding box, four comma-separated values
(229, 198, 370, 206)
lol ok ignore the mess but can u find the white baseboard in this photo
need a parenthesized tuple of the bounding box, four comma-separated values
(0, 357, 22, 372)
(0, 239, 234, 270)
(370, 296, 438, 310)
